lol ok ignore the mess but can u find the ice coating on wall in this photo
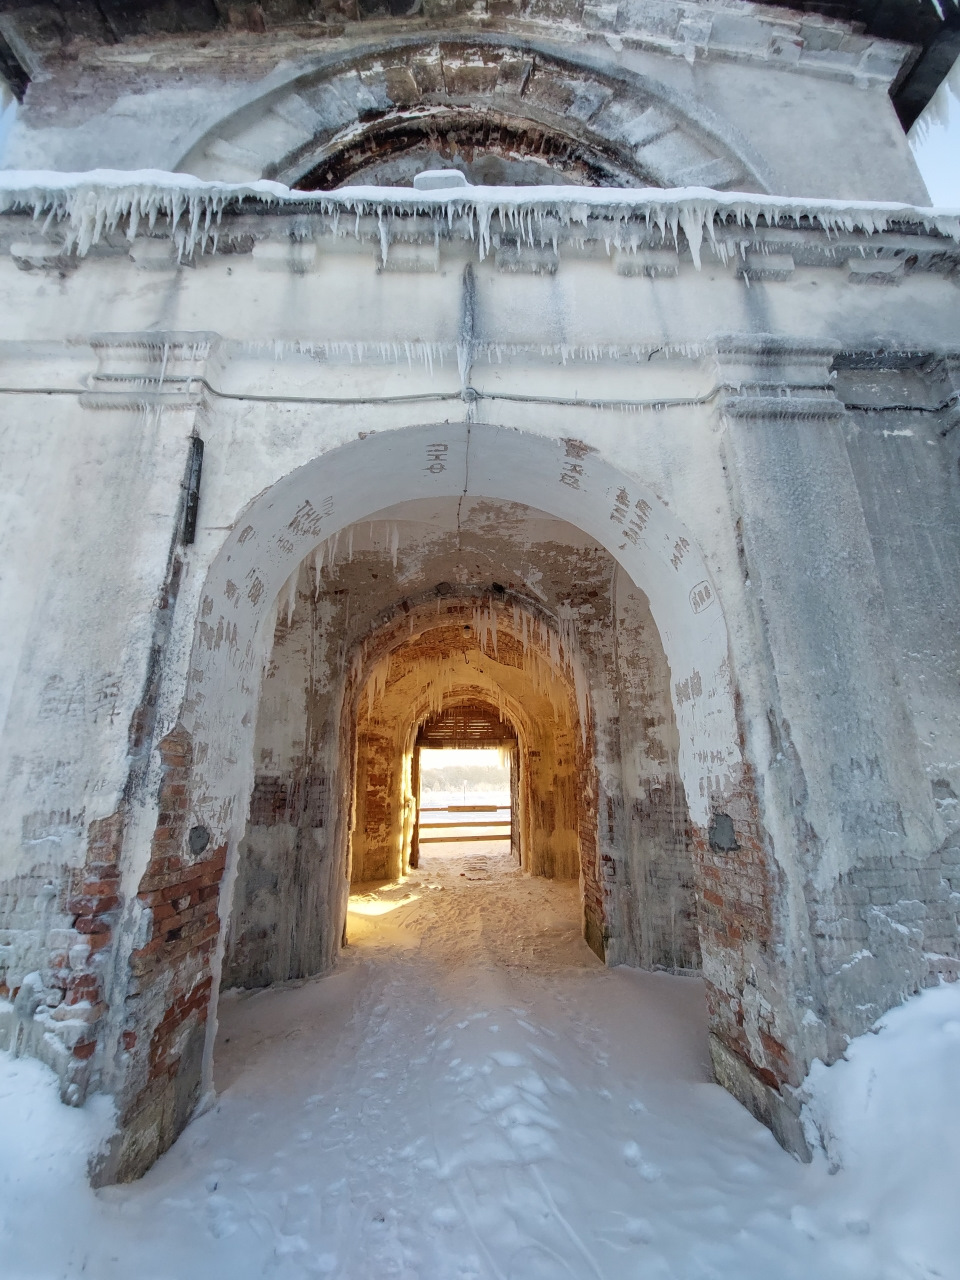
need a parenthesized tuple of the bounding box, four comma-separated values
(1, 170, 959, 267)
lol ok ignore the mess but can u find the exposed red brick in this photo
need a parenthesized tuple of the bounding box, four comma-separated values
(117, 725, 227, 1130)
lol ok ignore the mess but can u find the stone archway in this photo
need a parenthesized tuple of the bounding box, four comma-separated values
(174, 36, 772, 191)
(105, 421, 800, 1180)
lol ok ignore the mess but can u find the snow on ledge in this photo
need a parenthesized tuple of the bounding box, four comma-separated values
(0, 169, 959, 267)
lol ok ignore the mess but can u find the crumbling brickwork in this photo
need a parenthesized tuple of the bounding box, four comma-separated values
(0, 813, 123, 1104)
(103, 726, 227, 1181)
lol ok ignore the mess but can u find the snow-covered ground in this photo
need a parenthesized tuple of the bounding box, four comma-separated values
(2, 847, 958, 1280)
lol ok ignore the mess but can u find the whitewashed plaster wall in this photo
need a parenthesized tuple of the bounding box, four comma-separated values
(0, 226, 953, 908)
(0, 186, 958, 1173)
(0, 226, 952, 875)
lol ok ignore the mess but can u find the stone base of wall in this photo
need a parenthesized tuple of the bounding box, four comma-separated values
(709, 1034, 811, 1162)
(583, 911, 605, 962)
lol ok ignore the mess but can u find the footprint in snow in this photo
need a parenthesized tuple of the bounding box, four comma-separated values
(625, 1217, 655, 1244)
(205, 1193, 239, 1239)
(430, 1205, 460, 1228)
(489, 1050, 526, 1068)
(545, 1073, 575, 1097)
(528, 1043, 562, 1068)
(307, 1253, 337, 1274)
(623, 1143, 661, 1180)
(790, 1205, 822, 1239)
(505, 1123, 558, 1160)
(843, 1216, 871, 1236)
(499, 1102, 558, 1132)
(478, 1084, 524, 1114)
(275, 1233, 309, 1257)
(517, 1071, 548, 1097)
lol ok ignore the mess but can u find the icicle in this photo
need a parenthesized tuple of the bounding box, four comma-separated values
(2, 171, 957, 279)
(277, 567, 299, 627)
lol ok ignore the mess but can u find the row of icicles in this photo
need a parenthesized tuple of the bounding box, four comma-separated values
(5, 174, 959, 265)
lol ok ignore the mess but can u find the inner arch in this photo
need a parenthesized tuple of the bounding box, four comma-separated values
(292, 107, 642, 190)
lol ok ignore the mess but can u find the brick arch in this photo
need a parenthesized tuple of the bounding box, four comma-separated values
(416, 696, 520, 748)
(175, 36, 772, 192)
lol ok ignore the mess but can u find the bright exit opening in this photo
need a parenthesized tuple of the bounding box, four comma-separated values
(416, 747, 512, 849)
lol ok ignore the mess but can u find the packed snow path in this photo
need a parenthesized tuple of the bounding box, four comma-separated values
(3, 846, 960, 1280)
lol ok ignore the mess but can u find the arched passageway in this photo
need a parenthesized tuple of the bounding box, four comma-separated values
(410, 701, 519, 867)
(110, 422, 795, 1179)
(220, 497, 702, 989)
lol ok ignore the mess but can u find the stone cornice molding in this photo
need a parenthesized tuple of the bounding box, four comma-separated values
(3, 333, 958, 436)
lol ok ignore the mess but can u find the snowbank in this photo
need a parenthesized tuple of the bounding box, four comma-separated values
(0, 1052, 114, 1277)
(798, 980, 960, 1277)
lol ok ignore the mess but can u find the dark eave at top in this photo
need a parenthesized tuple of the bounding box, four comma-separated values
(0, 0, 954, 129)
